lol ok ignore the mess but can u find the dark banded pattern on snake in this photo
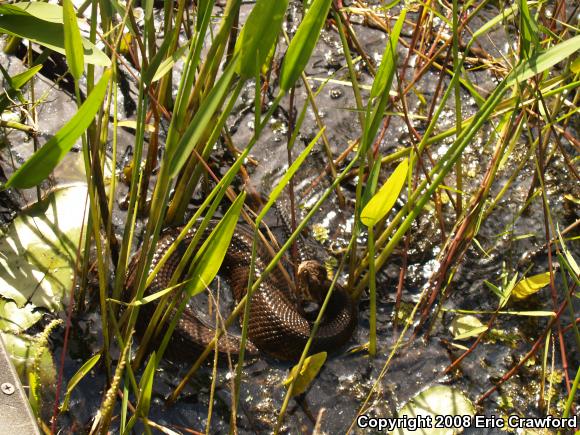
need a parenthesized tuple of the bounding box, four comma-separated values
(125, 222, 357, 360)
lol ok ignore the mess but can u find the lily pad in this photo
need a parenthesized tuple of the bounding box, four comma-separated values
(396, 385, 475, 435)
(1, 331, 56, 385)
(0, 299, 42, 333)
(0, 184, 88, 311)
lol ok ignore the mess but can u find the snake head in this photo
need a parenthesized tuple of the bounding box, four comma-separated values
(296, 260, 329, 303)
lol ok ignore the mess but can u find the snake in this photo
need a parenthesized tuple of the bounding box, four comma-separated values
(125, 221, 357, 361)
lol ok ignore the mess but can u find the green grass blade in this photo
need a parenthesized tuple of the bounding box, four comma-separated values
(369, 9, 406, 99)
(506, 34, 580, 88)
(3, 70, 111, 189)
(60, 352, 101, 412)
(259, 127, 325, 220)
(519, 0, 540, 59)
(279, 0, 332, 92)
(184, 193, 246, 298)
(154, 192, 246, 362)
(360, 156, 382, 210)
(62, 0, 84, 80)
(123, 352, 156, 435)
(0, 65, 42, 113)
(234, 0, 288, 79)
(149, 45, 188, 83)
(137, 353, 156, 415)
(362, 9, 406, 153)
(4, 64, 43, 89)
(168, 59, 237, 178)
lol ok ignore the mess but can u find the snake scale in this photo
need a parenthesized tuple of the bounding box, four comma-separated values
(126, 221, 357, 361)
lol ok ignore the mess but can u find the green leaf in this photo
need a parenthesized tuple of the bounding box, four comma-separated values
(468, 2, 521, 47)
(512, 272, 551, 300)
(0, 65, 42, 113)
(369, 9, 406, 99)
(234, 0, 288, 79)
(279, 0, 332, 92)
(3, 70, 110, 189)
(62, 0, 84, 80)
(282, 351, 327, 397)
(361, 158, 408, 227)
(196, 0, 213, 32)
(361, 9, 406, 153)
(60, 353, 101, 412)
(6, 2, 66, 23)
(155, 193, 247, 362)
(450, 315, 488, 341)
(557, 227, 579, 277)
(150, 44, 188, 83)
(396, 385, 475, 435)
(143, 0, 154, 22)
(260, 127, 324, 219)
(168, 60, 237, 178)
(9, 65, 44, 89)
(505, 34, 580, 88)
(0, 2, 110, 67)
(136, 352, 156, 417)
(519, 0, 539, 59)
(108, 281, 189, 306)
(360, 156, 382, 210)
(184, 192, 246, 298)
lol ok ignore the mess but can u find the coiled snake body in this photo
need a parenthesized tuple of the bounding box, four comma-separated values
(126, 222, 357, 360)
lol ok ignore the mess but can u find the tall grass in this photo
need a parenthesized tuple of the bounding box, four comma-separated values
(0, 0, 578, 432)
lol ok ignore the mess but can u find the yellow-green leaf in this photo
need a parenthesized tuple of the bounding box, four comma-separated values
(361, 158, 408, 227)
(571, 56, 580, 74)
(450, 315, 488, 341)
(62, 0, 84, 80)
(0, 184, 89, 310)
(0, 300, 42, 333)
(282, 351, 327, 397)
(512, 272, 551, 300)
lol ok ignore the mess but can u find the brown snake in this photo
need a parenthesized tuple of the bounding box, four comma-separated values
(126, 221, 357, 360)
